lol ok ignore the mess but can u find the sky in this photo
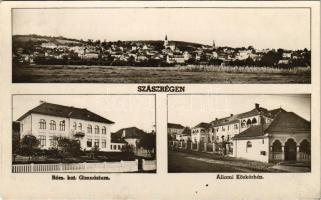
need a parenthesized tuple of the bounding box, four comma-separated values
(13, 8, 310, 50)
(13, 95, 155, 133)
(168, 94, 311, 128)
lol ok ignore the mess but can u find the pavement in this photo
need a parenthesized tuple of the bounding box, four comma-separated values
(168, 150, 310, 173)
(269, 163, 311, 172)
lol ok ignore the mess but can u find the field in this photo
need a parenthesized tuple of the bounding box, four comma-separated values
(12, 65, 311, 83)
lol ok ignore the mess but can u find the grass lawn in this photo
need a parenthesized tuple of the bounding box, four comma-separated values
(13, 65, 311, 83)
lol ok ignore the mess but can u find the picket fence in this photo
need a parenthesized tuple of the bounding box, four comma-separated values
(142, 159, 156, 171)
(12, 160, 139, 173)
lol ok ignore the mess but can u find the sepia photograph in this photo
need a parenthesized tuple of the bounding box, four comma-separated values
(12, 8, 311, 83)
(168, 94, 311, 173)
(12, 94, 156, 173)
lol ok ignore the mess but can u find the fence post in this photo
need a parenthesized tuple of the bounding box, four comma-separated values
(142, 159, 145, 171)
(136, 159, 139, 172)
(59, 163, 63, 171)
(30, 163, 34, 173)
(204, 143, 207, 152)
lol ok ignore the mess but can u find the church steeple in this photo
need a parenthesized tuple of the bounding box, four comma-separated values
(212, 40, 216, 49)
(164, 34, 168, 47)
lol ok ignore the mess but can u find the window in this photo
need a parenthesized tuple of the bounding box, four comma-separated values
(38, 135, 46, 147)
(95, 125, 99, 134)
(118, 145, 121, 150)
(87, 125, 92, 134)
(246, 119, 252, 127)
(39, 119, 46, 129)
(113, 145, 117, 149)
(227, 126, 229, 131)
(59, 121, 65, 131)
(262, 139, 264, 144)
(102, 139, 106, 148)
(49, 120, 56, 130)
(241, 120, 246, 128)
(49, 136, 57, 147)
(110, 145, 112, 149)
(234, 124, 238, 129)
(246, 141, 252, 153)
(252, 118, 257, 125)
(78, 123, 82, 131)
(102, 126, 106, 135)
(246, 141, 252, 148)
(227, 135, 230, 141)
(73, 122, 77, 130)
(94, 139, 99, 147)
(87, 138, 92, 147)
(222, 126, 225, 131)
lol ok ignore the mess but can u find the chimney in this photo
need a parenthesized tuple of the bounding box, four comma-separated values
(39, 100, 46, 104)
(215, 118, 218, 121)
(230, 114, 233, 117)
(255, 103, 260, 109)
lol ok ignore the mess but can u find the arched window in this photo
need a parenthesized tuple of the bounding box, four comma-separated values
(272, 140, 282, 152)
(102, 126, 106, 135)
(246, 119, 252, 127)
(39, 119, 46, 129)
(78, 123, 82, 131)
(87, 125, 92, 133)
(73, 122, 77, 130)
(299, 140, 310, 154)
(59, 121, 65, 131)
(251, 118, 257, 125)
(95, 125, 99, 134)
(49, 120, 56, 130)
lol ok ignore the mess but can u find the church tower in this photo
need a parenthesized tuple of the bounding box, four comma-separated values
(212, 40, 216, 49)
(164, 34, 168, 47)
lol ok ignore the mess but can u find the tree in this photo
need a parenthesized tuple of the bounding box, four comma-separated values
(57, 137, 82, 158)
(20, 135, 40, 161)
(12, 134, 20, 162)
(138, 134, 156, 158)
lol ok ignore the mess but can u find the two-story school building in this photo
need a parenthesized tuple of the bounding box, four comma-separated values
(17, 102, 123, 152)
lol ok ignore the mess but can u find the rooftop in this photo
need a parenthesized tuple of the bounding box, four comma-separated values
(233, 111, 310, 140)
(17, 102, 114, 124)
(168, 123, 185, 129)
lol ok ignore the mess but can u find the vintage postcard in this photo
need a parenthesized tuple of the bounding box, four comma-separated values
(0, 1, 320, 200)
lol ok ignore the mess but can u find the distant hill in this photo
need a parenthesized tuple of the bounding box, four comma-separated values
(13, 34, 83, 45)
(12, 34, 210, 50)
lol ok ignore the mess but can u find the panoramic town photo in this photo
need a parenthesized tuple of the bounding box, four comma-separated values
(12, 95, 156, 173)
(12, 8, 310, 83)
(167, 94, 311, 173)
